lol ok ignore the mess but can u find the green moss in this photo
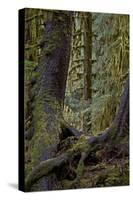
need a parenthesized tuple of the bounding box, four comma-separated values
(81, 159, 129, 188)
(76, 159, 84, 180)
(104, 165, 129, 186)
(71, 135, 89, 152)
(25, 92, 62, 176)
(61, 180, 75, 189)
(44, 43, 57, 56)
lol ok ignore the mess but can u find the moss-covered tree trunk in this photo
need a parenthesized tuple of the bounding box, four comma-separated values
(25, 11, 72, 191)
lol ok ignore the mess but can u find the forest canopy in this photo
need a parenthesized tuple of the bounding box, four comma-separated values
(23, 9, 129, 191)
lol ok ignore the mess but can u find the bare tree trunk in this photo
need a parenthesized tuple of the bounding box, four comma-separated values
(83, 13, 92, 101)
(82, 12, 92, 134)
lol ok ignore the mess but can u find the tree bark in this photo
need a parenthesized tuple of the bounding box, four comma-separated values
(82, 12, 92, 133)
(83, 13, 92, 101)
(25, 11, 73, 191)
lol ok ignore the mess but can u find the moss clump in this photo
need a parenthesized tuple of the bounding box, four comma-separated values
(78, 158, 129, 188)
(71, 135, 89, 152)
(61, 179, 77, 189)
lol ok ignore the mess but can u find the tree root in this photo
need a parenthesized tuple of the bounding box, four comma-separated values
(25, 77, 129, 191)
(25, 125, 117, 191)
(25, 152, 71, 191)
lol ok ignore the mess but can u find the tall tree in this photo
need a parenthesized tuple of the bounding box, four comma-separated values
(64, 12, 92, 133)
(25, 10, 73, 191)
(83, 12, 92, 101)
(82, 12, 92, 133)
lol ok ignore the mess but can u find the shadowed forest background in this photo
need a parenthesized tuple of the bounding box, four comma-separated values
(24, 9, 129, 191)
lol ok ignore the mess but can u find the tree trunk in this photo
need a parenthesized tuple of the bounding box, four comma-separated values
(83, 13, 92, 101)
(25, 11, 73, 191)
(82, 12, 92, 134)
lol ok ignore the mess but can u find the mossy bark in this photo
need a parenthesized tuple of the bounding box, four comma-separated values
(25, 11, 72, 191)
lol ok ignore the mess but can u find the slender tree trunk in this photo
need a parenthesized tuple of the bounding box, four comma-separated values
(83, 13, 92, 101)
(82, 12, 92, 134)
(113, 78, 129, 137)
(97, 76, 129, 142)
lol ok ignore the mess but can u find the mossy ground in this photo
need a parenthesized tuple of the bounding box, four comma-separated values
(58, 133, 129, 190)
(61, 157, 129, 189)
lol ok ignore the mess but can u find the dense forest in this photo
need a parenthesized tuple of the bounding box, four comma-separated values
(24, 9, 129, 191)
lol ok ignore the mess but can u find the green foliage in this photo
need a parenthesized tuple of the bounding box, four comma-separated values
(91, 13, 129, 134)
(64, 13, 129, 135)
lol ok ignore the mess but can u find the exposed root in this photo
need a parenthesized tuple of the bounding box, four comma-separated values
(25, 124, 122, 191)
(25, 152, 71, 191)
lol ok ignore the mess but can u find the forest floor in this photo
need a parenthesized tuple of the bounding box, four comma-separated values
(56, 132, 129, 190)
(61, 157, 129, 189)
